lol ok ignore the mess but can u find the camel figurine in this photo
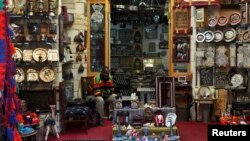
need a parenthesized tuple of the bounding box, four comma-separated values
(45, 105, 59, 141)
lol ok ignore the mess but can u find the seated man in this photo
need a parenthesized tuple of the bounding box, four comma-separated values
(86, 66, 116, 120)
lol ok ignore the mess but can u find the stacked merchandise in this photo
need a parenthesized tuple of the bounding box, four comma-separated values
(0, 1, 22, 140)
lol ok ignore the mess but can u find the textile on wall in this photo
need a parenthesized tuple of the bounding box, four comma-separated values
(0, 1, 22, 141)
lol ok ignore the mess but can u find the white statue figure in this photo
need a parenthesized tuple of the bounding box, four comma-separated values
(45, 105, 59, 141)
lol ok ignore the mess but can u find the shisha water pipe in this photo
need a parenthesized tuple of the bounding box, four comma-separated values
(168, 119, 180, 141)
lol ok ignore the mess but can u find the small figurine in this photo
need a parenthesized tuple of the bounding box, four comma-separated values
(45, 105, 59, 141)
(154, 113, 164, 127)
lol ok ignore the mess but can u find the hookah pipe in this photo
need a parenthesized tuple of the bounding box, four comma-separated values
(168, 119, 180, 141)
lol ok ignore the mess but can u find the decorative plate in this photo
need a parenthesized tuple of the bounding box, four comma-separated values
(242, 30, 250, 42)
(196, 33, 205, 43)
(39, 67, 55, 82)
(47, 49, 59, 62)
(13, 48, 22, 62)
(22, 50, 33, 62)
(208, 17, 217, 27)
(204, 31, 214, 42)
(15, 68, 25, 83)
(33, 48, 48, 62)
(229, 12, 241, 26)
(223, 28, 237, 42)
(198, 86, 211, 98)
(213, 30, 224, 42)
(27, 69, 39, 82)
(231, 74, 243, 87)
(216, 55, 228, 67)
(217, 16, 229, 26)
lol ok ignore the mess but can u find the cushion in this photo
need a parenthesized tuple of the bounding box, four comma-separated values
(65, 106, 90, 116)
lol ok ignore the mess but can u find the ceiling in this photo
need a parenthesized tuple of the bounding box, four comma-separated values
(110, 0, 169, 25)
(110, 0, 168, 5)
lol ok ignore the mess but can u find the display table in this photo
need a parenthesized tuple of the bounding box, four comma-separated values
(112, 125, 179, 136)
(194, 98, 217, 122)
(113, 107, 176, 123)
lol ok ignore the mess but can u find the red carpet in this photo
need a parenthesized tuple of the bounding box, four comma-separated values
(47, 121, 208, 141)
(176, 121, 208, 141)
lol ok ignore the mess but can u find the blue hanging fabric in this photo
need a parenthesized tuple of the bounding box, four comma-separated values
(7, 127, 14, 141)
(9, 111, 18, 125)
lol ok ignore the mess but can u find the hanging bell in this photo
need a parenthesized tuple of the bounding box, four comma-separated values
(76, 43, 85, 52)
(78, 64, 84, 73)
(76, 54, 82, 62)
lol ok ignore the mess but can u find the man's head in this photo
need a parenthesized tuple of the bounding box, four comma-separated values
(100, 66, 110, 81)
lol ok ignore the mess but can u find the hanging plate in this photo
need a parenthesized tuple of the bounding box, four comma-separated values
(231, 74, 243, 87)
(15, 68, 25, 83)
(223, 28, 237, 42)
(196, 33, 205, 43)
(213, 30, 224, 42)
(229, 12, 241, 26)
(13, 47, 22, 62)
(204, 31, 214, 42)
(208, 17, 217, 27)
(242, 30, 250, 42)
(217, 16, 229, 26)
(39, 67, 55, 83)
(33, 48, 48, 62)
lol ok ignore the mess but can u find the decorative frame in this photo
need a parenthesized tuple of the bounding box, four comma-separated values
(81, 76, 94, 99)
(178, 75, 187, 83)
(173, 8, 190, 34)
(173, 36, 190, 62)
(214, 72, 228, 88)
(145, 25, 158, 39)
(180, 0, 220, 7)
(195, 8, 205, 22)
(199, 67, 214, 86)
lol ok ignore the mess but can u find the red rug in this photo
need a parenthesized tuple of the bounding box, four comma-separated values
(176, 121, 208, 141)
(47, 120, 208, 141)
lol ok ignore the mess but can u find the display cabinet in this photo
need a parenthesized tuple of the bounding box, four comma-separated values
(87, 0, 110, 76)
(168, 0, 191, 80)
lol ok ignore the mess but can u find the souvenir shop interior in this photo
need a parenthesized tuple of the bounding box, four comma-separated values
(0, 0, 250, 141)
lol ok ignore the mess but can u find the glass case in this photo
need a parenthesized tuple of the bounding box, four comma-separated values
(87, 0, 110, 76)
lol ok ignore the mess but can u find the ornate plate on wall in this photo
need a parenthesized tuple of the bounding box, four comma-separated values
(13, 47, 22, 62)
(33, 48, 48, 62)
(229, 12, 241, 26)
(231, 74, 243, 87)
(213, 30, 223, 42)
(204, 31, 214, 42)
(208, 17, 217, 27)
(242, 30, 250, 42)
(196, 33, 205, 43)
(15, 68, 25, 83)
(39, 67, 55, 83)
(217, 16, 229, 26)
(223, 28, 237, 42)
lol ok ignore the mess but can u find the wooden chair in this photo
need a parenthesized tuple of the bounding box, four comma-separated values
(59, 82, 90, 132)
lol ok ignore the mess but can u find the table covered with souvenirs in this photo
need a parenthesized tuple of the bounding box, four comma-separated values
(112, 106, 180, 141)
